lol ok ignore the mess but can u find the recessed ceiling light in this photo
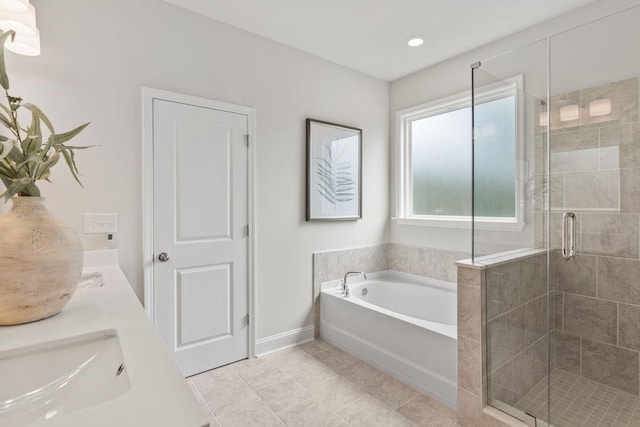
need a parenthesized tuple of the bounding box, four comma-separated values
(407, 36, 424, 48)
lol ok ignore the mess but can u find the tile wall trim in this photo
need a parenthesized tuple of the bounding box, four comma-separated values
(457, 248, 547, 270)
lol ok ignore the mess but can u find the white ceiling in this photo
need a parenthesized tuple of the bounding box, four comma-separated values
(163, 0, 597, 81)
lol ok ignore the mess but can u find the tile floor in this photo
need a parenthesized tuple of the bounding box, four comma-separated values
(187, 339, 461, 426)
(513, 369, 640, 426)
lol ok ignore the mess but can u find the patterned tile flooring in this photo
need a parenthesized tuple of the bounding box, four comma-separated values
(187, 339, 460, 426)
(513, 369, 640, 426)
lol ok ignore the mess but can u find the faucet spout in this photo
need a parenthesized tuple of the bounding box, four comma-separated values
(342, 271, 367, 297)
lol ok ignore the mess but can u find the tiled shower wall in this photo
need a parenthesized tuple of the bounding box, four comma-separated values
(457, 253, 548, 426)
(547, 76, 640, 396)
(312, 243, 468, 337)
(485, 254, 548, 409)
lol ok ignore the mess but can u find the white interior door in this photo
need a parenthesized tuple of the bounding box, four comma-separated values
(152, 97, 249, 377)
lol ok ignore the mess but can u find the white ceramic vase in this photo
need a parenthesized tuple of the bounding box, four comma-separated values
(0, 197, 82, 325)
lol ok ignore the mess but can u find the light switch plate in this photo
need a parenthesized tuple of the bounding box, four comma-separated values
(84, 213, 118, 234)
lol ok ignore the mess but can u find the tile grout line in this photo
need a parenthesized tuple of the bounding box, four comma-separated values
(188, 378, 222, 426)
(269, 347, 370, 426)
(260, 348, 330, 424)
(193, 341, 455, 426)
(617, 302, 620, 347)
(199, 358, 293, 424)
(233, 362, 286, 425)
(610, 393, 629, 427)
(253, 354, 345, 425)
(305, 347, 418, 425)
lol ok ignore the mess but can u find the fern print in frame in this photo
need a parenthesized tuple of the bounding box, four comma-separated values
(306, 118, 362, 221)
(315, 141, 355, 205)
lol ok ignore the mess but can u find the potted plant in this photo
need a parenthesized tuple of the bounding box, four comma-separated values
(0, 30, 91, 325)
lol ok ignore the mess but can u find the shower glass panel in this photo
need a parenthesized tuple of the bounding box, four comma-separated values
(473, 4, 640, 427)
(472, 42, 550, 423)
(548, 7, 640, 426)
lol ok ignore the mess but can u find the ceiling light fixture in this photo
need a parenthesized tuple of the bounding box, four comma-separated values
(407, 36, 424, 48)
(0, 0, 40, 56)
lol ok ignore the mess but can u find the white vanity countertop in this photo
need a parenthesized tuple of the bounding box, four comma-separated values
(0, 250, 208, 427)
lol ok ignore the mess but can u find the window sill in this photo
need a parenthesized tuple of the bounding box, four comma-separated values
(393, 217, 526, 232)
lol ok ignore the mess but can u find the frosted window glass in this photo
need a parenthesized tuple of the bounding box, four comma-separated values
(474, 96, 516, 218)
(411, 108, 472, 216)
(410, 96, 516, 218)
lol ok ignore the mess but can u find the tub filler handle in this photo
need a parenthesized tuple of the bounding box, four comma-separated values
(342, 272, 367, 298)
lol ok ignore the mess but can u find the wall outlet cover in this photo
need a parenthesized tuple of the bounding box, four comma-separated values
(84, 213, 118, 234)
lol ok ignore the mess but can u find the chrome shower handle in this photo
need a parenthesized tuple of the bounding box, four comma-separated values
(562, 212, 576, 261)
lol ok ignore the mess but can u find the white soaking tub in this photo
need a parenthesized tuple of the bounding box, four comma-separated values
(320, 270, 457, 407)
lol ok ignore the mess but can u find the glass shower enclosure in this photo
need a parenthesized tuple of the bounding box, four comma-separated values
(472, 5, 640, 426)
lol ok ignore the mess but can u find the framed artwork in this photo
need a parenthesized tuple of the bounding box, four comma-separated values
(306, 118, 362, 221)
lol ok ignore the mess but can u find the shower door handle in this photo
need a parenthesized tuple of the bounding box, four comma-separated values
(562, 212, 576, 261)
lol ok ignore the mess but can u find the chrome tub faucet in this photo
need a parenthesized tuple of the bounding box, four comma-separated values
(341, 271, 367, 297)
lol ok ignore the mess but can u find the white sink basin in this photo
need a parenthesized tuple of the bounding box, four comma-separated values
(0, 330, 130, 426)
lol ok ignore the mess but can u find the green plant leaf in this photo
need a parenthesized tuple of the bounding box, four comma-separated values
(0, 112, 13, 130)
(60, 147, 83, 186)
(0, 38, 94, 190)
(14, 154, 39, 169)
(0, 174, 11, 188)
(41, 134, 55, 156)
(60, 145, 93, 150)
(0, 102, 11, 118)
(28, 112, 40, 135)
(0, 138, 11, 160)
(22, 103, 55, 135)
(23, 113, 43, 155)
(6, 144, 23, 163)
(0, 30, 15, 91)
(4, 176, 30, 200)
(0, 161, 14, 177)
(37, 151, 59, 179)
(22, 182, 40, 196)
(53, 122, 90, 145)
(20, 137, 34, 156)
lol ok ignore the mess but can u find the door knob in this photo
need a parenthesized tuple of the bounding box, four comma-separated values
(158, 252, 170, 262)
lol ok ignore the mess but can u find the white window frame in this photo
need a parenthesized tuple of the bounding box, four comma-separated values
(394, 75, 525, 231)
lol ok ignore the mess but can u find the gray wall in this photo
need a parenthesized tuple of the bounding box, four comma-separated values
(3, 0, 390, 340)
(550, 77, 640, 396)
(485, 254, 548, 419)
(389, 0, 640, 254)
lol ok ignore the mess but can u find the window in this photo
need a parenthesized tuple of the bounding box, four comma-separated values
(395, 76, 523, 229)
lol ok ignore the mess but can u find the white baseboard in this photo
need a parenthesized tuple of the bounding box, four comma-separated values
(256, 325, 315, 356)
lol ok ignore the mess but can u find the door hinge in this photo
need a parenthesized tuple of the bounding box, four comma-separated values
(244, 224, 249, 237)
(245, 134, 250, 147)
(245, 313, 250, 326)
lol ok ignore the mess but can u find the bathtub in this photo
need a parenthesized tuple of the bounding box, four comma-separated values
(320, 270, 457, 407)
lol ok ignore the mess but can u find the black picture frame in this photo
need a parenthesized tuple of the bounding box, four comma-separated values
(306, 118, 362, 221)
